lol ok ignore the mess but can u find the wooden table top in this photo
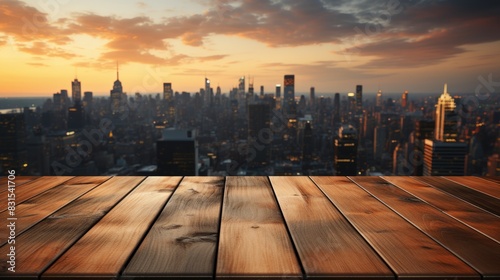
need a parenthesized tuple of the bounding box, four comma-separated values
(0, 176, 499, 279)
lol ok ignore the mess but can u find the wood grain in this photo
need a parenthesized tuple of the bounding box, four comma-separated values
(0, 176, 40, 194)
(351, 176, 500, 277)
(415, 176, 500, 216)
(311, 176, 479, 279)
(382, 176, 500, 242)
(0, 176, 73, 212)
(444, 176, 500, 199)
(216, 176, 302, 279)
(0, 176, 144, 279)
(481, 176, 500, 184)
(122, 176, 223, 279)
(43, 176, 182, 279)
(269, 176, 392, 279)
(0, 176, 110, 246)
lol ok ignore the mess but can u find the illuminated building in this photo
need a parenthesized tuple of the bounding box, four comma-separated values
(275, 84, 281, 98)
(423, 139, 467, 175)
(376, 89, 383, 109)
(72, 78, 81, 103)
(283, 74, 295, 117)
(355, 85, 363, 113)
(435, 84, 458, 142)
(163, 83, 173, 101)
(401, 90, 408, 109)
(0, 113, 27, 174)
(334, 124, 358, 175)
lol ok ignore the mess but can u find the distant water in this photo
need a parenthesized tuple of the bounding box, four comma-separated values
(0, 97, 48, 112)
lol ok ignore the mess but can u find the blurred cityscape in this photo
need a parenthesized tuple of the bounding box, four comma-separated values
(1, 71, 499, 176)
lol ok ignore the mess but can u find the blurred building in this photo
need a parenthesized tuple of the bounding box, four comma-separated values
(157, 129, 198, 175)
(423, 139, 468, 175)
(334, 124, 358, 175)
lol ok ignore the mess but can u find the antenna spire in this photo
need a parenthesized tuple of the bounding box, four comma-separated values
(116, 61, 119, 81)
(443, 83, 447, 94)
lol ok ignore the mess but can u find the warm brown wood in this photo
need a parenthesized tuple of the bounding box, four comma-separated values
(351, 176, 500, 277)
(382, 176, 500, 241)
(311, 176, 479, 279)
(444, 176, 500, 199)
(122, 177, 223, 279)
(216, 176, 302, 279)
(482, 176, 500, 184)
(0, 176, 40, 194)
(0, 176, 110, 245)
(0, 176, 145, 279)
(0, 176, 73, 212)
(43, 176, 182, 279)
(415, 176, 500, 216)
(269, 176, 393, 279)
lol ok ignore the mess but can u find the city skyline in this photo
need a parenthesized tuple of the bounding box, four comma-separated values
(1, 0, 500, 96)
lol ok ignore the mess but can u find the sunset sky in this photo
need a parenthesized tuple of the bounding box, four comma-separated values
(1, 0, 499, 97)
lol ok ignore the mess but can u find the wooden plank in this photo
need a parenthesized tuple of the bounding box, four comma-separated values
(481, 176, 500, 184)
(215, 176, 302, 279)
(269, 176, 393, 279)
(122, 177, 223, 279)
(0, 176, 145, 279)
(0, 176, 111, 246)
(444, 176, 500, 199)
(311, 176, 479, 279)
(351, 176, 500, 278)
(415, 176, 500, 216)
(42, 176, 182, 279)
(382, 176, 500, 242)
(0, 176, 73, 212)
(0, 176, 40, 194)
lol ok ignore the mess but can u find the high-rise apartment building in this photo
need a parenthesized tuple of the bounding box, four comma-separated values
(157, 129, 198, 175)
(334, 124, 358, 175)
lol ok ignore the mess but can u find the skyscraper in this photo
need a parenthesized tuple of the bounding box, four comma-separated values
(423, 139, 467, 175)
(275, 84, 281, 98)
(157, 129, 198, 175)
(376, 89, 383, 109)
(72, 78, 81, 103)
(310, 87, 315, 108)
(248, 103, 271, 168)
(0, 113, 27, 175)
(204, 77, 211, 107)
(334, 124, 358, 175)
(163, 83, 173, 101)
(110, 64, 124, 114)
(283, 74, 295, 116)
(355, 85, 363, 113)
(435, 84, 458, 142)
(260, 85, 264, 96)
(401, 90, 408, 109)
(333, 93, 340, 126)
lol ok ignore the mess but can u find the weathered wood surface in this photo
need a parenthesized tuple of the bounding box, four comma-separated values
(43, 176, 181, 279)
(350, 176, 500, 277)
(1, 176, 498, 279)
(0, 176, 73, 212)
(270, 176, 392, 279)
(0, 176, 110, 245)
(311, 176, 479, 279)
(444, 176, 500, 199)
(216, 177, 302, 279)
(0, 176, 40, 194)
(0, 176, 145, 278)
(415, 176, 500, 216)
(123, 177, 223, 279)
(382, 176, 500, 241)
